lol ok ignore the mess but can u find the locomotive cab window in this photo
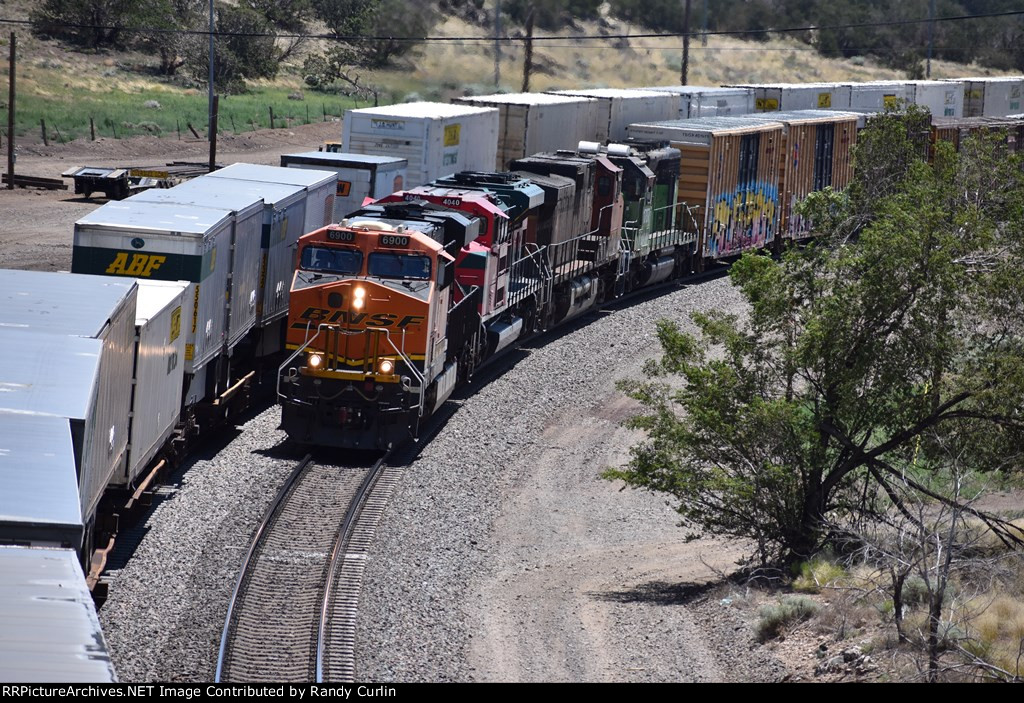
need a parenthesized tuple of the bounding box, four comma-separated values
(300, 246, 363, 275)
(368, 252, 432, 280)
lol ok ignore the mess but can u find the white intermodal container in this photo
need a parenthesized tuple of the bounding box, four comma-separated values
(954, 77, 1024, 117)
(549, 88, 679, 142)
(280, 151, 409, 221)
(643, 86, 756, 118)
(906, 80, 964, 118)
(129, 182, 264, 350)
(728, 83, 853, 112)
(0, 270, 137, 505)
(846, 81, 915, 112)
(73, 201, 233, 403)
(452, 93, 604, 169)
(128, 279, 190, 484)
(342, 102, 499, 187)
(206, 163, 338, 237)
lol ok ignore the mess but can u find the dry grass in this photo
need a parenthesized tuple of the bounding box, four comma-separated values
(379, 16, 1017, 102)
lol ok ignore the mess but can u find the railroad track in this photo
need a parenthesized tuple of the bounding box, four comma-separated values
(215, 452, 399, 682)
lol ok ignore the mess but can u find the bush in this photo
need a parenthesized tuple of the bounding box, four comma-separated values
(793, 558, 846, 593)
(756, 595, 821, 642)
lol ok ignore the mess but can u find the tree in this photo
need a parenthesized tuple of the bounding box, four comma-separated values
(184, 4, 280, 94)
(604, 111, 1024, 564)
(31, 0, 167, 49)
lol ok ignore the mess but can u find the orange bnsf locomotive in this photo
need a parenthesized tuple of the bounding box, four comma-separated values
(278, 143, 697, 449)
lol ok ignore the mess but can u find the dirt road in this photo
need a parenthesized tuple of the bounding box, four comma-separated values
(0, 121, 340, 270)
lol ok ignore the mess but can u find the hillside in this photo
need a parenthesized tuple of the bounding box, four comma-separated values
(0, 3, 1015, 144)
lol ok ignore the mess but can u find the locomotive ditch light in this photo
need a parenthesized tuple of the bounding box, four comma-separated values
(307, 352, 324, 369)
(378, 358, 395, 375)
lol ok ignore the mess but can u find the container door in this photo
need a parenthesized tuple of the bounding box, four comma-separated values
(814, 124, 835, 191)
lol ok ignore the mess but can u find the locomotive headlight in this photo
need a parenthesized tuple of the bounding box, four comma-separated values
(379, 358, 395, 375)
(307, 353, 323, 369)
(353, 286, 366, 309)
(354, 286, 366, 300)
(353, 297, 364, 310)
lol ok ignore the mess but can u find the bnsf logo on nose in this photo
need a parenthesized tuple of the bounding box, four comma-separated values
(105, 252, 167, 277)
(294, 307, 425, 328)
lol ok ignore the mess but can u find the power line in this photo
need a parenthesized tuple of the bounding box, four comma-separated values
(0, 9, 1023, 44)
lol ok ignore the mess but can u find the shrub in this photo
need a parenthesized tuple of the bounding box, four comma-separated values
(756, 595, 821, 642)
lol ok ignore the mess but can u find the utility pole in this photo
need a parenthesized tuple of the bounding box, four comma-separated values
(494, 0, 502, 88)
(521, 7, 535, 93)
(209, 95, 218, 173)
(7, 33, 14, 190)
(926, 0, 935, 78)
(681, 0, 692, 85)
(702, 0, 708, 47)
(208, 0, 215, 139)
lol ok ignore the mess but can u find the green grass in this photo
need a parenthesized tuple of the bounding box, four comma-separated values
(6, 79, 364, 142)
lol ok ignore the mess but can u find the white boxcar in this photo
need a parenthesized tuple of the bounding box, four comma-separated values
(342, 102, 499, 187)
(0, 413, 83, 549)
(0, 546, 117, 682)
(73, 201, 233, 399)
(729, 83, 853, 112)
(127, 280, 189, 484)
(280, 151, 408, 220)
(0, 330, 108, 524)
(847, 81, 915, 112)
(128, 183, 264, 349)
(451, 93, 604, 169)
(906, 80, 964, 118)
(0, 270, 136, 494)
(643, 85, 756, 118)
(206, 162, 337, 237)
(549, 88, 679, 142)
(954, 77, 1024, 117)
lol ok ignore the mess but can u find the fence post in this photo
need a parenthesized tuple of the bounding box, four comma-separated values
(40, 119, 48, 146)
(323, 103, 326, 122)
(90, 117, 96, 141)
(269, 106, 275, 129)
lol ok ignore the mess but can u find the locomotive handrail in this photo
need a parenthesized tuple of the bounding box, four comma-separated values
(276, 323, 425, 409)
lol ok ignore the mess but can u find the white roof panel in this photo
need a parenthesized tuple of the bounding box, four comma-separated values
(0, 270, 135, 338)
(0, 546, 116, 682)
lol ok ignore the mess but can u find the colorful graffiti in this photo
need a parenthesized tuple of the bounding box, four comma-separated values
(708, 183, 779, 258)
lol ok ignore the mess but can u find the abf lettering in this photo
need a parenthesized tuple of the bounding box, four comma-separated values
(106, 252, 167, 277)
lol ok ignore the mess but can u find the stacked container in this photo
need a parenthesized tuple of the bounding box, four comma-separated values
(0, 546, 117, 682)
(549, 88, 679, 142)
(954, 77, 1024, 117)
(73, 201, 232, 403)
(730, 83, 852, 112)
(847, 81, 915, 112)
(206, 163, 338, 236)
(127, 280, 190, 484)
(644, 85, 756, 118)
(128, 182, 264, 349)
(280, 151, 408, 221)
(0, 270, 137, 495)
(907, 80, 964, 118)
(627, 117, 784, 260)
(342, 102, 499, 187)
(0, 414, 84, 549)
(0, 331, 106, 538)
(451, 92, 604, 169)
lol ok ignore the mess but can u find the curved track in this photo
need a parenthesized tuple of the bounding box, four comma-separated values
(215, 453, 389, 682)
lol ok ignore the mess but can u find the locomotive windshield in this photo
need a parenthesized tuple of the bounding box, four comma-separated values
(368, 253, 432, 280)
(300, 246, 363, 275)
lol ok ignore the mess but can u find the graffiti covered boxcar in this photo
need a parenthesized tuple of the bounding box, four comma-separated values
(627, 117, 784, 260)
